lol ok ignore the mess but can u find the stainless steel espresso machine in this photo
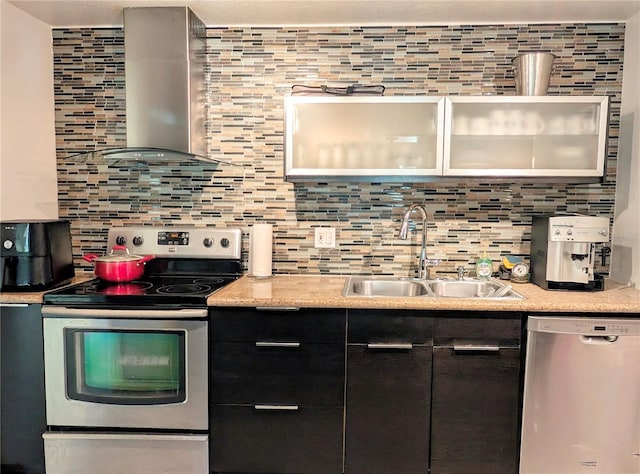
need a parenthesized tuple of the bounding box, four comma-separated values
(530, 215, 609, 291)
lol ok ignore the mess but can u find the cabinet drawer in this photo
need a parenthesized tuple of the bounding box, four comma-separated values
(210, 307, 345, 343)
(433, 313, 522, 345)
(348, 310, 434, 343)
(211, 342, 344, 406)
(211, 405, 343, 474)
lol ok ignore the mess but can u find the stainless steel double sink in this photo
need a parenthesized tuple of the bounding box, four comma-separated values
(342, 276, 525, 299)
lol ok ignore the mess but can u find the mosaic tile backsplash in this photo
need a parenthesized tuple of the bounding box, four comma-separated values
(53, 23, 624, 277)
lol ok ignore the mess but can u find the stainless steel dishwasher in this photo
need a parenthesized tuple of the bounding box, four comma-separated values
(520, 316, 640, 474)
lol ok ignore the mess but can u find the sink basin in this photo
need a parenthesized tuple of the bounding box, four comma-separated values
(426, 279, 524, 299)
(343, 277, 429, 297)
(343, 276, 524, 299)
(427, 280, 498, 298)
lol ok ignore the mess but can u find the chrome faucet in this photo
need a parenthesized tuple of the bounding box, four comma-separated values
(398, 204, 440, 280)
(456, 266, 467, 280)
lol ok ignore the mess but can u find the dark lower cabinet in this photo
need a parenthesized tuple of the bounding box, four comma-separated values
(209, 307, 346, 474)
(210, 341, 344, 406)
(211, 405, 343, 474)
(345, 344, 432, 474)
(1, 303, 46, 474)
(208, 307, 524, 474)
(345, 310, 434, 474)
(430, 315, 522, 474)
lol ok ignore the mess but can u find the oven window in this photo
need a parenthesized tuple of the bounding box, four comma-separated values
(65, 329, 186, 405)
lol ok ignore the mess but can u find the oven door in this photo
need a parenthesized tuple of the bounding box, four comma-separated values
(42, 307, 208, 430)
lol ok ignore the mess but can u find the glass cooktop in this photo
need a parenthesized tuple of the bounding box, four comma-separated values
(44, 276, 237, 309)
(43, 274, 240, 308)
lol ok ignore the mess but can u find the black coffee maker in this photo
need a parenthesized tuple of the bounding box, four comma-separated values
(0, 220, 75, 291)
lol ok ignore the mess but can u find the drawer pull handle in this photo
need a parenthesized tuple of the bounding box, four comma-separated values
(367, 343, 413, 350)
(254, 404, 299, 411)
(255, 306, 300, 312)
(453, 344, 500, 352)
(255, 341, 301, 348)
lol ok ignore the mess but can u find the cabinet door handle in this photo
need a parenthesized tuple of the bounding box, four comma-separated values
(255, 341, 301, 348)
(255, 306, 300, 312)
(254, 404, 299, 411)
(367, 343, 413, 350)
(453, 344, 500, 352)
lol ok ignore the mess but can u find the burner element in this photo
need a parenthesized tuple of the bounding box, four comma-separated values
(156, 283, 213, 295)
(193, 278, 225, 285)
(99, 281, 154, 296)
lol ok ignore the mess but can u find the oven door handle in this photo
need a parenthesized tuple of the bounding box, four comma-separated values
(41, 307, 208, 319)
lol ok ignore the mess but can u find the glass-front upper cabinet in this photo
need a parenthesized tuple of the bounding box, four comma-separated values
(444, 96, 610, 179)
(285, 96, 445, 180)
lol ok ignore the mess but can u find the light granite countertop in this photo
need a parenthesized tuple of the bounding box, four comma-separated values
(0, 276, 94, 305)
(2, 274, 639, 314)
(208, 275, 640, 314)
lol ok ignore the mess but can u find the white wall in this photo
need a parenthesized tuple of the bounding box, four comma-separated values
(610, 11, 640, 288)
(0, 1, 58, 221)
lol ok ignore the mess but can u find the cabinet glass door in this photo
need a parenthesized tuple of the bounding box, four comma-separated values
(285, 96, 445, 179)
(444, 96, 609, 178)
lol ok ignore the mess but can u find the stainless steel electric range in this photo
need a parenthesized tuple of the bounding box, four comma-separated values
(41, 226, 242, 474)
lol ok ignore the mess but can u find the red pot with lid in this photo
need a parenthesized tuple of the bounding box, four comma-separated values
(83, 245, 155, 283)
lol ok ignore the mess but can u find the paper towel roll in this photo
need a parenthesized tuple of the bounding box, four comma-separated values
(249, 224, 273, 278)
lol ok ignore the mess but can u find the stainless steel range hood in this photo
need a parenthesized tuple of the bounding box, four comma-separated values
(72, 7, 223, 165)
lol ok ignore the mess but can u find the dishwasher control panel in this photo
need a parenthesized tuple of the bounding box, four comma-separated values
(528, 316, 640, 336)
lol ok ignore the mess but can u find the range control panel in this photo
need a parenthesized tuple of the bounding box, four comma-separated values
(107, 227, 242, 259)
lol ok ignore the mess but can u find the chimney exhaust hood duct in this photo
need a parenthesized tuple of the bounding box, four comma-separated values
(70, 7, 224, 166)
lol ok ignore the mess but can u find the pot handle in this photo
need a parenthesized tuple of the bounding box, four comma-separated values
(83, 253, 99, 263)
(136, 254, 156, 266)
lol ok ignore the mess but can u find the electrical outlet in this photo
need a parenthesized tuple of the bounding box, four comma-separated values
(314, 227, 336, 248)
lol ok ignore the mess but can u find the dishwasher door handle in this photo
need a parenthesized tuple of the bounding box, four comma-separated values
(580, 335, 619, 344)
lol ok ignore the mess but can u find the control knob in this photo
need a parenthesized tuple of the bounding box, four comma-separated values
(203, 237, 214, 248)
(115, 235, 127, 246)
(220, 238, 230, 248)
(132, 236, 144, 246)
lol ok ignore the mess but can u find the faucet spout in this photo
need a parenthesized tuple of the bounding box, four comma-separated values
(398, 204, 439, 279)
